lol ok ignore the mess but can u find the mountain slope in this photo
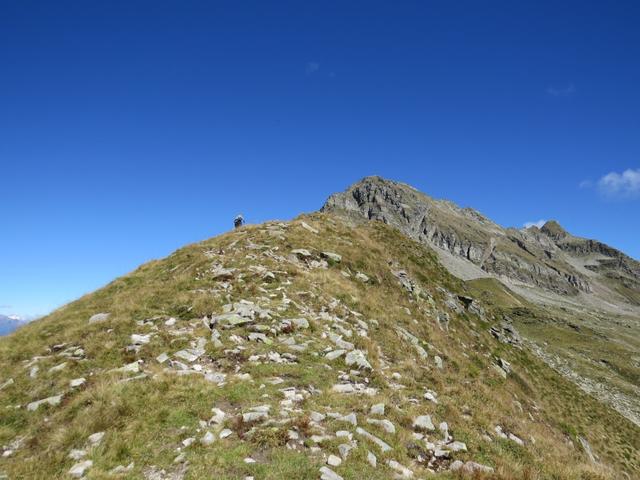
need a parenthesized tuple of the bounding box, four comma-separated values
(322, 176, 640, 311)
(0, 214, 637, 479)
(323, 176, 640, 433)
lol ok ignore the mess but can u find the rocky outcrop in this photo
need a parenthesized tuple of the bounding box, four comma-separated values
(323, 176, 639, 304)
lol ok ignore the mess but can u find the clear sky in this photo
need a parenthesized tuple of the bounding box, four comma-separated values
(1, 1, 639, 318)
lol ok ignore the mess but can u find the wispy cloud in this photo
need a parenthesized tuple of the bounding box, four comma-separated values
(305, 62, 320, 75)
(546, 84, 576, 97)
(523, 219, 546, 229)
(597, 168, 640, 199)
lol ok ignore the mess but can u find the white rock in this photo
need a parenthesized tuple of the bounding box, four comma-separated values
(366, 418, 395, 434)
(326, 349, 347, 361)
(310, 411, 326, 422)
(301, 222, 319, 234)
(88, 431, 105, 446)
(338, 442, 354, 458)
(290, 318, 309, 329)
(449, 441, 467, 452)
(174, 350, 200, 362)
(110, 463, 134, 474)
(242, 411, 268, 423)
(370, 403, 385, 416)
(327, 454, 342, 467)
(331, 384, 355, 394)
(156, 352, 169, 363)
(112, 361, 141, 374)
(27, 394, 63, 411)
(412, 415, 435, 432)
(68, 449, 87, 460)
(89, 313, 109, 324)
(340, 413, 357, 426)
(200, 431, 216, 445)
(423, 389, 438, 404)
(165, 317, 177, 326)
(355, 272, 370, 282)
(508, 433, 525, 446)
(210, 407, 226, 424)
(49, 362, 67, 373)
(182, 437, 195, 447)
(68, 460, 93, 478)
(322, 252, 342, 263)
(319, 466, 343, 480)
(244, 457, 256, 464)
(355, 427, 392, 452)
(387, 459, 413, 478)
(69, 377, 86, 388)
(434, 355, 443, 369)
(345, 350, 372, 370)
(367, 450, 377, 468)
(131, 334, 151, 345)
(219, 429, 233, 439)
(0, 378, 14, 390)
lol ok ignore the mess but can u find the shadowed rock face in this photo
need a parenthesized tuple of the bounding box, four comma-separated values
(322, 176, 640, 305)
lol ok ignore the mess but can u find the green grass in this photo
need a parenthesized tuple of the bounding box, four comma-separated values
(0, 213, 637, 479)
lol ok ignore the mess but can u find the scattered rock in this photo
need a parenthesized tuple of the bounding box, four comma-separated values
(327, 454, 342, 467)
(326, 349, 347, 361)
(355, 272, 370, 283)
(27, 394, 63, 411)
(370, 403, 385, 416)
(355, 427, 392, 452)
(321, 252, 342, 263)
(88, 431, 105, 446)
(200, 431, 215, 446)
(319, 466, 343, 480)
(345, 350, 372, 370)
(413, 415, 435, 432)
(131, 334, 151, 345)
(68, 460, 93, 478)
(387, 459, 413, 478)
(70, 378, 86, 388)
(367, 418, 395, 434)
(89, 313, 110, 324)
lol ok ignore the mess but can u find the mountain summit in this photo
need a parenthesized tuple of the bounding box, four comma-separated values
(0, 179, 638, 479)
(323, 176, 640, 309)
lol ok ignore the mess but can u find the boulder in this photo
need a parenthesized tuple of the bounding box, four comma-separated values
(345, 350, 372, 370)
(68, 460, 92, 478)
(412, 415, 435, 432)
(319, 466, 343, 480)
(27, 394, 63, 411)
(88, 313, 110, 324)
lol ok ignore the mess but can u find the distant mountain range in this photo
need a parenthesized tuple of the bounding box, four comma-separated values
(0, 315, 26, 336)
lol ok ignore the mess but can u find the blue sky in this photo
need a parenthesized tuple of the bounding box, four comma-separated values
(1, 1, 639, 318)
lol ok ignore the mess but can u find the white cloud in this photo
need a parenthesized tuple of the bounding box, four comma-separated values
(597, 168, 640, 198)
(523, 219, 546, 229)
(305, 62, 320, 74)
(546, 84, 576, 97)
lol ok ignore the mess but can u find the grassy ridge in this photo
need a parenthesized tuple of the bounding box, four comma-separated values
(0, 214, 637, 479)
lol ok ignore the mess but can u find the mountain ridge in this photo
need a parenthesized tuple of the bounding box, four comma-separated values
(322, 176, 640, 309)
(0, 180, 638, 479)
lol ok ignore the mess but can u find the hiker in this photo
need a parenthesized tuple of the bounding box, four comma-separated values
(234, 214, 244, 229)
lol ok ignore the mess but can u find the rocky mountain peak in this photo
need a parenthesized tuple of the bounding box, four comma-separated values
(323, 177, 640, 306)
(540, 220, 569, 240)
